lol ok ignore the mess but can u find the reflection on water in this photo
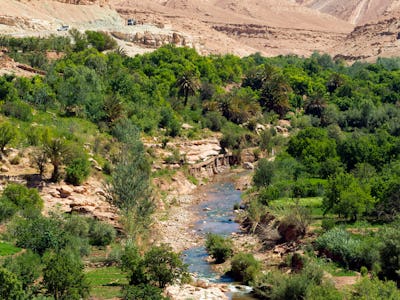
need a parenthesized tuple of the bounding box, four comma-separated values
(182, 178, 257, 299)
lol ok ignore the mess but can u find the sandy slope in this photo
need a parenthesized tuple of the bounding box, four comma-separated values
(297, 0, 397, 24)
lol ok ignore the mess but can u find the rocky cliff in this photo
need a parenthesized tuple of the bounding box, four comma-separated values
(53, 0, 109, 5)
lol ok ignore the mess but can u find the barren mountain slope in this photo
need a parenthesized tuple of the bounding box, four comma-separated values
(296, 0, 400, 25)
(113, 0, 354, 56)
(333, 14, 400, 61)
(0, 0, 123, 34)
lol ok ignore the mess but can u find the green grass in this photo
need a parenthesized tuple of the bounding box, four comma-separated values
(314, 257, 358, 277)
(0, 242, 21, 256)
(269, 197, 324, 218)
(86, 266, 128, 299)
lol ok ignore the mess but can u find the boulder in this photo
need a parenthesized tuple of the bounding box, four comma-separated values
(243, 162, 254, 169)
(57, 186, 73, 198)
(0, 165, 9, 172)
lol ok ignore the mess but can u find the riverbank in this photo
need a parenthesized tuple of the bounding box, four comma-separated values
(153, 168, 260, 300)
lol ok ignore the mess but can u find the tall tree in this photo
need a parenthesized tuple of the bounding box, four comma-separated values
(176, 71, 199, 106)
(106, 119, 154, 240)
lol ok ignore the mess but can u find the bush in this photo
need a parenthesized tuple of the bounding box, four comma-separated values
(65, 156, 90, 185)
(42, 249, 89, 300)
(144, 244, 189, 288)
(88, 219, 116, 247)
(305, 283, 343, 300)
(122, 284, 167, 300)
(0, 183, 43, 221)
(315, 228, 379, 270)
(321, 219, 336, 232)
(252, 262, 323, 300)
(0, 122, 16, 153)
(0, 267, 25, 300)
(278, 205, 311, 242)
(203, 111, 226, 131)
(230, 252, 261, 284)
(292, 178, 326, 198)
(253, 158, 274, 187)
(3, 250, 41, 293)
(205, 233, 233, 263)
(379, 224, 400, 283)
(11, 215, 65, 255)
(85, 31, 117, 51)
(350, 277, 400, 300)
(2, 100, 32, 121)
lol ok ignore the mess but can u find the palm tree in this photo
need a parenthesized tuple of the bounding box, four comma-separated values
(260, 66, 292, 118)
(176, 71, 199, 106)
(44, 138, 69, 182)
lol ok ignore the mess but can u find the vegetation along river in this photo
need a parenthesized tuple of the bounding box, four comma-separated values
(182, 174, 256, 300)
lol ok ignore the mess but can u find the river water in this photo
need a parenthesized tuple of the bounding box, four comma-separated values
(182, 175, 257, 300)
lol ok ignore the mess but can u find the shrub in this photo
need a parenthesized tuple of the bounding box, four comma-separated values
(278, 205, 311, 242)
(64, 215, 90, 238)
(230, 252, 261, 284)
(315, 228, 378, 270)
(85, 31, 117, 51)
(252, 262, 323, 300)
(2, 100, 32, 121)
(11, 215, 65, 255)
(88, 219, 116, 247)
(0, 122, 16, 153)
(305, 283, 343, 300)
(42, 249, 89, 300)
(0, 267, 25, 300)
(321, 219, 336, 231)
(122, 284, 167, 300)
(350, 277, 400, 300)
(0, 183, 43, 221)
(144, 244, 189, 288)
(3, 250, 41, 292)
(205, 233, 233, 263)
(379, 224, 400, 283)
(253, 158, 274, 187)
(203, 111, 226, 131)
(65, 156, 91, 185)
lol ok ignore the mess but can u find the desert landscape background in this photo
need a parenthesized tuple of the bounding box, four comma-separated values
(1, 0, 400, 60)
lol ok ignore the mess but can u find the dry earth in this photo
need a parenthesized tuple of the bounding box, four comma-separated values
(2, 0, 400, 62)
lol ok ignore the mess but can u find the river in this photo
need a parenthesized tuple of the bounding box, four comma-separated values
(182, 174, 257, 300)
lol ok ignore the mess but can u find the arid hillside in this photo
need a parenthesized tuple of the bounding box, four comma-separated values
(295, 0, 397, 24)
(2, 0, 400, 60)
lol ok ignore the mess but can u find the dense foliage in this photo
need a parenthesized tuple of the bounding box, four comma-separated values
(1, 33, 400, 298)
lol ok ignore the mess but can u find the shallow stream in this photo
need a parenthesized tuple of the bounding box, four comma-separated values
(182, 175, 257, 300)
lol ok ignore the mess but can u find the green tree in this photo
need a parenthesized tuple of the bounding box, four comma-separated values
(65, 156, 90, 186)
(177, 70, 199, 106)
(121, 243, 147, 285)
(253, 158, 275, 187)
(43, 138, 69, 182)
(3, 250, 41, 294)
(0, 267, 25, 300)
(122, 284, 167, 300)
(379, 223, 400, 284)
(323, 172, 374, 220)
(42, 249, 89, 300)
(205, 233, 233, 263)
(106, 120, 154, 239)
(257, 65, 292, 118)
(11, 215, 65, 255)
(144, 244, 188, 289)
(0, 183, 43, 220)
(0, 121, 15, 154)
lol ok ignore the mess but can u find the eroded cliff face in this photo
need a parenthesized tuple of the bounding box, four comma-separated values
(52, 0, 109, 5)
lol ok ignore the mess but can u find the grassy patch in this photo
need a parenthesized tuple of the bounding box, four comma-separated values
(86, 266, 128, 299)
(314, 257, 358, 277)
(269, 197, 323, 218)
(0, 242, 21, 256)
